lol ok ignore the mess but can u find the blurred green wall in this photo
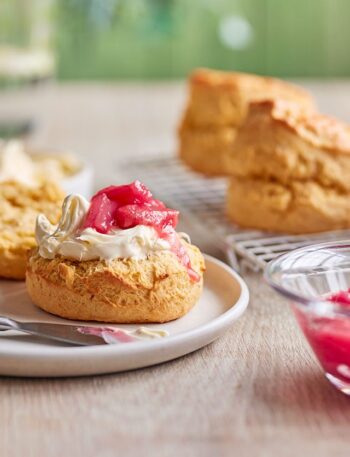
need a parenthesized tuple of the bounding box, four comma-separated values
(33, 0, 350, 79)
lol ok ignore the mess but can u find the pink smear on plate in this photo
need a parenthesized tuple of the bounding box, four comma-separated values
(77, 326, 169, 345)
(77, 326, 136, 344)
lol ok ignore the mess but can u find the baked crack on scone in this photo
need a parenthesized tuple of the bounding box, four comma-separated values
(0, 181, 64, 279)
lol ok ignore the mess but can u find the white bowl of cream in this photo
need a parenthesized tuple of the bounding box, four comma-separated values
(0, 139, 94, 197)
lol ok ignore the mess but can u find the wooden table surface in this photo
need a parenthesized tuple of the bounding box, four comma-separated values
(1, 81, 350, 457)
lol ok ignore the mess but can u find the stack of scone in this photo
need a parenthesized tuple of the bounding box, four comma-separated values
(178, 68, 350, 234)
(224, 100, 350, 233)
(178, 68, 315, 176)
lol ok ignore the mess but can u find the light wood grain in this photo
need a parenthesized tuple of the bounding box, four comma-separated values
(1, 81, 350, 457)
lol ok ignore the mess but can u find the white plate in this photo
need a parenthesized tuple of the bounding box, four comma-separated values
(0, 255, 249, 377)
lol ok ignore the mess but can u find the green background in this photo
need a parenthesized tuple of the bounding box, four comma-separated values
(2, 0, 350, 80)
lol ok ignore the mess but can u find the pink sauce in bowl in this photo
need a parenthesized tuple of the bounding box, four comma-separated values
(264, 240, 350, 395)
(293, 288, 350, 388)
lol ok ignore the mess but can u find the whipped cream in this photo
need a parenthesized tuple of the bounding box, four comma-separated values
(0, 139, 80, 186)
(0, 140, 36, 185)
(36, 194, 171, 261)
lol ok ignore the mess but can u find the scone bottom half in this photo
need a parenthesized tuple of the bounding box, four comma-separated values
(26, 181, 205, 323)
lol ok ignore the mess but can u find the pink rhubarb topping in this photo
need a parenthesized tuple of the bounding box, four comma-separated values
(82, 181, 199, 281)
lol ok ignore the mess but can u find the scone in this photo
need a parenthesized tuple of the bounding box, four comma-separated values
(225, 99, 350, 233)
(227, 177, 350, 234)
(26, 181, 205, 323)
(0, 181, 64, 279)
(178, 68, 315, 175)
(179, 126, 237, 176)
(181, 68, 315, 128)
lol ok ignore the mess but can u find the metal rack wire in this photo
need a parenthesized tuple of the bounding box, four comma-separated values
(226, 230, 350, 272)
(120, 155, 350, 272)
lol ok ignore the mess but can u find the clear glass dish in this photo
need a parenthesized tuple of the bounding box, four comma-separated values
(265, 240, 350, 395)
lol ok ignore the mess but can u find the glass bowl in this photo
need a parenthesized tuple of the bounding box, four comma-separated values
(265, 240, 350, 395)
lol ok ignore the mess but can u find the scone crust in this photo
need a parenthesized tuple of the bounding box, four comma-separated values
(224, 99, 350, 191)
(182, 68, 315, 128)
(26, 242, 205, 323)
(227, 176, 350, 234)
(0, 247, 29, 280)
(178, 126, 237, 176)
(0, 181, 64, 280)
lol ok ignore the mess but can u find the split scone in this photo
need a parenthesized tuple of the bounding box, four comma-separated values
(26, 181, 205, 323)
(225, 99, 350, 233)
(0, 181, 64, 279)
(178, 68, 315, 175)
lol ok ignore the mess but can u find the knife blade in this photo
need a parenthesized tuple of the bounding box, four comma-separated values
(0, 316, 106, 346)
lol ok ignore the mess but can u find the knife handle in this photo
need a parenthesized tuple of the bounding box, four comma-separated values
(0, 316, 20, 331)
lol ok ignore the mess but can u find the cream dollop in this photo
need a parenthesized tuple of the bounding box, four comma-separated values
(0, 139, 80, 186)
(0, 140, 36, 185)
(36, 194, 171, 261)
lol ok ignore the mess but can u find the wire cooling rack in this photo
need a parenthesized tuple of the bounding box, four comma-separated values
(119, 155, 350, 272)
(226, 230, 350, 272)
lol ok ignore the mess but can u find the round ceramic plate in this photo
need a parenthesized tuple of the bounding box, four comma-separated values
(0, 255, 249, 377)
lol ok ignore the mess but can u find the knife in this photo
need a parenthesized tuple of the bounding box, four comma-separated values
(0, 316, 106, 346)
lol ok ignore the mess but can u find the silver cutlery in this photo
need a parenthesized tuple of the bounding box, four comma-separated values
(0, 316, 106, 346)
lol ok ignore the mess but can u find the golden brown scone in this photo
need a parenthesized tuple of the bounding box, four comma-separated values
(226, 100, 350, 233)
(0, 181, 64, 279)
(179, 68, 315, 176)
(227, 176, 350, 234)
(179, 126, 237, 175)
(224, 99, 350, 192)
(181, 68, 315, 128)
(26, 242, 205, 323)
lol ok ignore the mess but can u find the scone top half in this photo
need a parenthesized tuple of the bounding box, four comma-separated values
(180, 68, 316, 129)
(225, 99, 350, 192)
(26, 181, 205, 323)
(178, 68, 315, 177)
